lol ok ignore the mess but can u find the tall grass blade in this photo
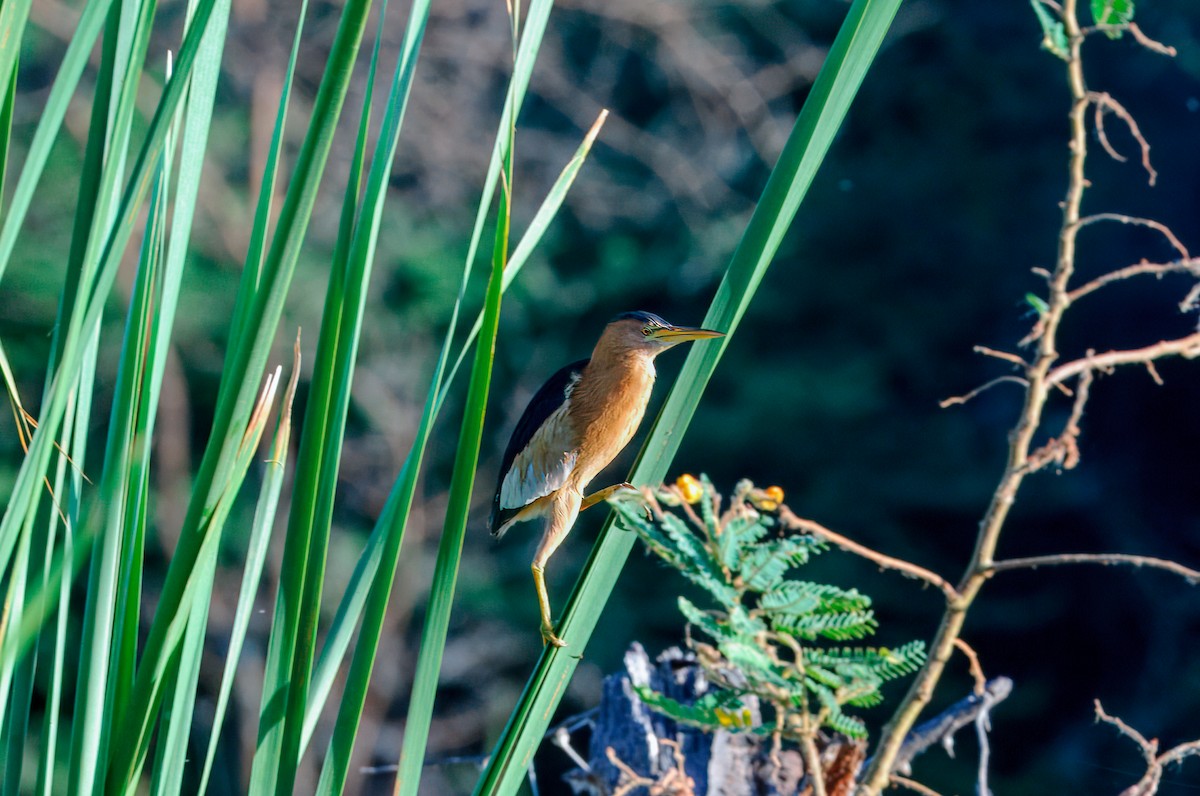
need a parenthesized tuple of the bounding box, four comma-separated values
(0, 497, 37, 794)
(227, 0, 309, 344)
(260, 0, 415, 786)
(393, 75, 514, 796)
(108, 368, 283, 791)
(62, 0, 161, 789)
(0, 0, 31, 125)
(198, 339, 300, 796)
(0, 58, 16, 217)
(104, 0, 375, 785)
(474, 0, 904, 791)
(127, 2, 232, 785)
(0, 0, 113, 287)
(32, 393, 79, 796)
(302, 3, 560, 756)
(0, 0, 222, 634)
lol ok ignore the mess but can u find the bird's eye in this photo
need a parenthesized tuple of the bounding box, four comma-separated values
(642, 326, 652, 336)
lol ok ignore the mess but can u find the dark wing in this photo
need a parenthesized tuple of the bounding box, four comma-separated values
(490, 359, 589, 535)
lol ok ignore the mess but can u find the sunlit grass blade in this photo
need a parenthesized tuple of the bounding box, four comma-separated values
(393, 114, 512, 796)
(146, 576, 206, 796)
(446, 108, 608, 394)
(197, 338, 299, 796)
(302, 6, 561, 752)
(32, 392, 78, 796)
(107, 367, 283, 790)
(0, 58, 16, 218)
(228, 0, 309, 344)
(257, 0, 407, 787)
(141, 1, 232, 787)
(0, 0, 222, 627)
(0, 0, 113, 287)
(301, 109, 609, 755)
(311, 12, 582, 796)
(474, 0, 904, 791)
(104, 0, 374, 786)
(458, 0, 553, 282)
(0, 493, 37, 796)
(63, 1, 162, 789)
(0, 0, 31, 137)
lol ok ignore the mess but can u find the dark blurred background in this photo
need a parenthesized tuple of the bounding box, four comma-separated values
(3, 0, 1200, 793)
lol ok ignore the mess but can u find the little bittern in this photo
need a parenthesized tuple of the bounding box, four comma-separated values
(490, 311, 723, 647)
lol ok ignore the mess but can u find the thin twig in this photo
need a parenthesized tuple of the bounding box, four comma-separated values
(1127, 22, 1177, 56)
(972, 346, 1027, 367)
(985, 553, 1200, 584)
(1087, 92, 1156, 184)
(952, 639, 986, 696)
(1026, 368, 1091, 472)
(800, 734, 828, 796)
(1183, 280, 1200, 312)
(1067, 257, 1200, 303)
(1144, 360, 1164, 386)
(778, 509, 960, 603)
(938, 376, 1028, 408)
(1095, 700, 1200, 796)
(1075, 213, 1188, 259)
(889, 776, 945, 796)
(1082, 23, 1177, 56)
(1045, 334, 1200, 387)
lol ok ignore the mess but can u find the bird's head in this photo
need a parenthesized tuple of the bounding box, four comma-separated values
(601, 311, 724, 357)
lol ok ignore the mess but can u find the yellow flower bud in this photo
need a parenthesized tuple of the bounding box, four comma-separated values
(675, 473, 704, 504)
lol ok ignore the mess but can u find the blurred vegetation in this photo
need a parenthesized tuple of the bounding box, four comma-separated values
(3, 0, 1199, 793)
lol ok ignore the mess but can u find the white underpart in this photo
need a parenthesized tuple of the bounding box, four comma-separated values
(499, 375, 580, 510)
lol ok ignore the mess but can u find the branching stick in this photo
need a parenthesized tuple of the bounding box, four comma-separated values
(855, 4, 1195, 791)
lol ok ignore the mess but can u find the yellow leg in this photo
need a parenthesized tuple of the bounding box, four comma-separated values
(532, 563, 566, 648)
(532, 489, 582, 648)
(579, 482, 636, 511)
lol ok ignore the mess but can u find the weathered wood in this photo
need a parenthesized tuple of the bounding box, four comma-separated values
(563, 645, 1006, 795)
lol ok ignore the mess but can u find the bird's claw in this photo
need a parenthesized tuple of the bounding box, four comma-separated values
(541, 623, 568, 648)
(609, 482, 653, 520)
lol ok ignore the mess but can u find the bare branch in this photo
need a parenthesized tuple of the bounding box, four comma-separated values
(1075, 213, 1188, 260)
(890, 776, 945, 796)
(1182, 280, 1200, 313)
(1067, 257, 1200, 303)
(777, 508, 960, 603)
(1095, 700, 1200, 796)
(1084, 23, 1178, 56)
(985, 553, 1200, 585)
(973, 345, 1027, 367)
(608, 740, 696, 796)
(1127, 23, 1178, 56)
(1093, 99, 1127, 164)
(974, 685, 1000, 796)
(1087, 92, 1157, 185)
(1026, 368, 1091, 472)
(939, 376, 1028, 409)
(856, 8, 1193, 792)
(953, 639, 986, 696)
(800, 734, 828, 796)
(1046, 334, 1200, 387)
(1143, 360, 1163, 386)
(885, 678, 1014, 776)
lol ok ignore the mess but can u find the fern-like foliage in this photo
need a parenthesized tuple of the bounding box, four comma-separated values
(609, 476, 926, 742)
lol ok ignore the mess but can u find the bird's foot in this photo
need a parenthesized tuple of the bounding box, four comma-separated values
(600, 482, 652, 519)
(541, 621, 567, 648)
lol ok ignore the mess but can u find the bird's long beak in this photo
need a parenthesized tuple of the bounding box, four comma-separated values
(648, 325, 725, 343)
